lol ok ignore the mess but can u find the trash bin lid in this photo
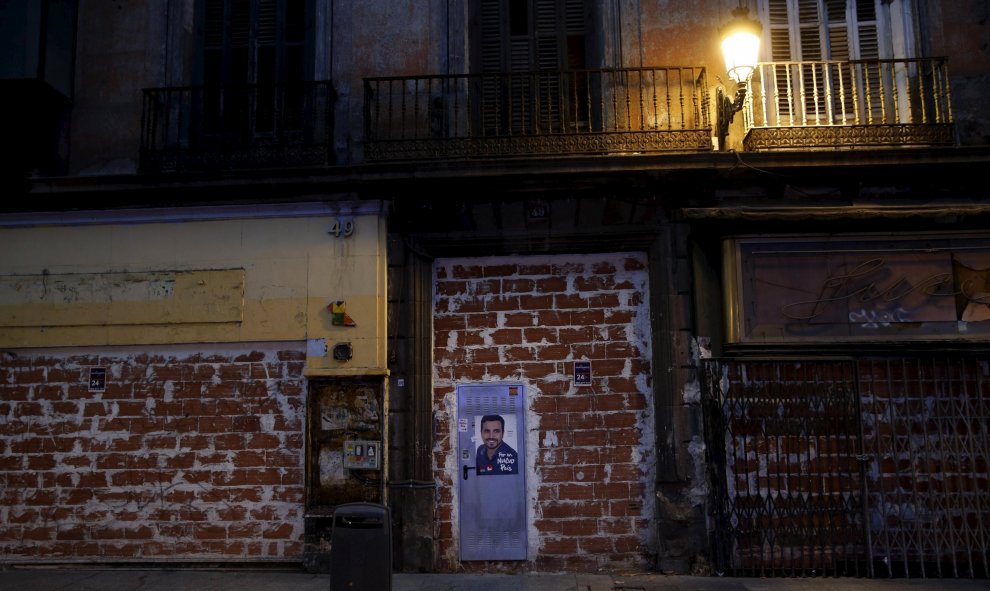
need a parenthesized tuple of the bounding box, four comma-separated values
(332, 502, 388, 528)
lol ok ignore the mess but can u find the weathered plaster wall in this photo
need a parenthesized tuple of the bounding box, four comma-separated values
(71, 0, 162, 176)
(0, 204, 388, 373)
(0, 342, 306, 561)
(935, 0, 990, 144)
(431, 252, 656, 572)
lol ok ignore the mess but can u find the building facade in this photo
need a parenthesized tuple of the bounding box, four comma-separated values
(1, 0, 989, 578)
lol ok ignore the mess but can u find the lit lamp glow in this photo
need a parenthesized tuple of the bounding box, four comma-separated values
(716, 4, 762, 149)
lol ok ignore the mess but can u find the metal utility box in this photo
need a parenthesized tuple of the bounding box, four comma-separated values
(303, 378, 386, 573)
(330, 502, 392, 591)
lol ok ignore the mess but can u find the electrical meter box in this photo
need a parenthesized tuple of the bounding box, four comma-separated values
(343, 439, 381, 470)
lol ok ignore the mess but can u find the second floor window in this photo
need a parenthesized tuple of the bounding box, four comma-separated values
(471, 0, 593, 134)
(765, 0, 882, 63)
(200, 0, 309, 135)
(759, 0, 918, 124)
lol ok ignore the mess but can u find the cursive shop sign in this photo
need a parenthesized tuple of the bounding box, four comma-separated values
(724, 235, 990, 343)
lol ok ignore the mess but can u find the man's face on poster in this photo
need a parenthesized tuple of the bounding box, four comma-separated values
(481, 419, 504, 452)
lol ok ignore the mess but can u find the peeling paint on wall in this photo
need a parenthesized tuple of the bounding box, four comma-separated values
(0, 342, 308, 562)
(432, 252, 657, 572)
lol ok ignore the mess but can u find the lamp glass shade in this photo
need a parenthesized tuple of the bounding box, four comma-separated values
(720, 10, 762, 83)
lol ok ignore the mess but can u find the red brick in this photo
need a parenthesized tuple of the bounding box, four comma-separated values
(199, 417, 234, 432)
(485, 295, 519, 311)
(563, 448, 601, 465)
(248, 433, 281, 450)
(540, 537, 578, 553)
(63, 489, 95, 505)
(467, 348, 499, 364)
(551, 263, 585, 275)
(574, 276, 611, 291)
(263, 523, 295, 539)
(14, 402, 44, 417)
(55, 525, 87, 540)
(578, 536, 615, 553)
(573, 431, 608, 446)
(22, 526, 55, 541)
(588, 293, 621, 307)
(466, 313, 498, 328)
(535, 277, 567, 292)
(481, 264, 516, 277)
(519, 294, 553, 309)
(558, 327, 594, 344)
(560, 519, 600, 536)
(503, 278, 535, 292)
(503, 347, 535, 362)
(541, 500, 605, 519)
(605, 310, 634, 324)
(535, 345, 571, 361)
(33, 384, 65, 400)
(556, 395, 593, 413)
(234, 450, 265, 467)
(483, 364, 520, 379)
(554, 294, 588, 309)
(436, 280, 468, 296)
(522, 363, 556, 378)
(557, 483, 595, 500)
(473, 278, 502, 295)
(565, 413, 604, 429)
(451, 264, 483, 279)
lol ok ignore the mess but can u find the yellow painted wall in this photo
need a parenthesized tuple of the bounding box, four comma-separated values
(0, 203, 388, 372)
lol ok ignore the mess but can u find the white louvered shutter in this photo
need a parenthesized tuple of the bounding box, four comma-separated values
(764, 0, 885, 125)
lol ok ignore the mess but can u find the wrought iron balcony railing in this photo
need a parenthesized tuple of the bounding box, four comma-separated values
(741, 57, 955, 150)
(363, 67, 712, 161)
(141, 81, 335, 173)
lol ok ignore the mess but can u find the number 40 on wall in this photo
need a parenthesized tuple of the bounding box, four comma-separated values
(328, 217, 355, 238)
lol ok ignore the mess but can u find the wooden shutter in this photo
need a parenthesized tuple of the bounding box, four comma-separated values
(201, 0, 307, 137)
(476, 0, 587, 134)
(767, 0, 794, 123)
(766, 0, 883, 125)
(478, 0, 507, 133)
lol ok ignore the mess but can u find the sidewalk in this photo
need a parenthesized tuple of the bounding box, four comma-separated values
(1, 566, 989, 591)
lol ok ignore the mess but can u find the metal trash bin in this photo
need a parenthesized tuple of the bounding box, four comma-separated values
(330, 502, 391, 591)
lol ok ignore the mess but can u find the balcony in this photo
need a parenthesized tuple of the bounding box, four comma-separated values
(741, 57, 955, 151)
(140, 81, 335, 174)
(363, 67, 712, 162)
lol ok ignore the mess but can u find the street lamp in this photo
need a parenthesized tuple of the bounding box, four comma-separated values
(716, 3, 762, 150)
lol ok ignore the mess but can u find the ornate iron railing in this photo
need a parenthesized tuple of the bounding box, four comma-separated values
(741, 57, 955, 150)
(363, 67, 712, 161)
(702, 356, 990, 578)
(140, 81, 335, 173)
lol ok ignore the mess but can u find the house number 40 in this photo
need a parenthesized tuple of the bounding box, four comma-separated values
(328, 217, 354, 238)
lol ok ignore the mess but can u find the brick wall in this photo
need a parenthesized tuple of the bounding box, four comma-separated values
(0, 343, 306, 562)
(432, 252, 656, 572)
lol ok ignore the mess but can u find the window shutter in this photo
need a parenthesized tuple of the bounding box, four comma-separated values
(200, 0, 308, 136)
(796, 0, 822, 60)
(852, 1, 883, 122)
(479, 0, 507, 133)
(475, 0, 588, 134)
(768, 0, 792, 61)
(854, 1, 879, 59)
